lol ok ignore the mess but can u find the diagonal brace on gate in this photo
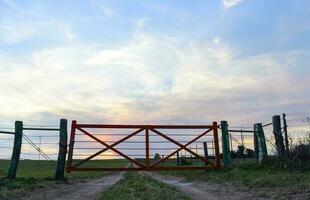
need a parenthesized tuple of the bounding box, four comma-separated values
(149, 128, 213, 168)
(74, 127, 145, 168)
(72, 128, 145, 168)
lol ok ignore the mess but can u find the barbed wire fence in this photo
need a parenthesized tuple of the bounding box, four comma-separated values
(1, 114, 309, 178)
(0, 119, 67, 179)
(224, 113, 310, 165)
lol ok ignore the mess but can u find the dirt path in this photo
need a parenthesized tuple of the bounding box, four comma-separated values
(20, 172, 125, 200)
(146, 172, 270, 200)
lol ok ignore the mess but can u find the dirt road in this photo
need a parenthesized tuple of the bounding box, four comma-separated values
(17, 170, 274, 200)
(147, 172, 270, 200)
(20, 172, 125, 200)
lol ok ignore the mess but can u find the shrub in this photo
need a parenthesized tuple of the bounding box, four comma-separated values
(179, 157, 192, 166)
(287, 143, 310, 170)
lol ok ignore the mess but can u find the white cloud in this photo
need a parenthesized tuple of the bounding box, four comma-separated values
(222, 0, 243, 8)
(98, 5, 115, 18)
(58, 24, 77, 41)
(0, 32, 309, 160)
(0, 24, 37, 44)
(0, 13, 78, 44)
(0, 32, 309, 127)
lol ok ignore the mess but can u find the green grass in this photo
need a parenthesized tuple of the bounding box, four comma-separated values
(96, 172, 190, 200)
(159, 163, 310, 199)
(0, 159, 128, 200)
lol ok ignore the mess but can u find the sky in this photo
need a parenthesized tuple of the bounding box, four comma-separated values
(0, 0, 310, 160)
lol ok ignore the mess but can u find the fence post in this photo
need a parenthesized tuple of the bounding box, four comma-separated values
(213, 122, 221, 168)
(272, 115, 286, 157)
(282, 113, 289, 153)
(253, 127, 259, 162)
(176, 151, 180, 166)
(7, 121, 23, 178)
(221, 121, 231, 167)
(254, 123, 267, 163)
(55, 119, 68, 180)
(203, 142, 209, 166)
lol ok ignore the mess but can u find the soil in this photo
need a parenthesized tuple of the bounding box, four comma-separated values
(17, 171, 307, 200)
(146, 172, 270, 200)
(19, 172, 125, 200)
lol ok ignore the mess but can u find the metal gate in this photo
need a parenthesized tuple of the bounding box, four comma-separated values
(66, 121, 220, 172)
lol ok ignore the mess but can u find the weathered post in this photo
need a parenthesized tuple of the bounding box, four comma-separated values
(254, 123, 268, 163)
(203, 142, 208, 166)
(7, 121, 23, 178)
(213, 122, 221, 168)
(221, 121, 231, 167)
(253, 127, 259, 162)
(176, 151, 180, 166)
(55, 119, 68, 180)
(282, 113, 289, 154)
(272, 115, 286, 157)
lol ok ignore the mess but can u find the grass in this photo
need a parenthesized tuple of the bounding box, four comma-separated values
(159, 163, 310, 199)
(0, 159, 127, 200)
(96, 172, 190, 200)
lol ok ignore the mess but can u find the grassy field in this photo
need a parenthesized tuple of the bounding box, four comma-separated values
(96, 172, 190, 200)
(0, 159, 127, 200)
(159, 163, 310, 199)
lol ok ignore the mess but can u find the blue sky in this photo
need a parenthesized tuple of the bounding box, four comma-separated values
(1, 0, 310, 130)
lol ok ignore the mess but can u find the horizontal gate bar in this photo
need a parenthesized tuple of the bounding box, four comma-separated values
(71, 166, 214, 171)
(67, 120, 221, 173)
(76, 124, 214, 129)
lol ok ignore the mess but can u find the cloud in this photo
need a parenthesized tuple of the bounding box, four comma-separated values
(0, 24, 37, 44)
(98, 4, 115, 18)
(1, 32, 309, 160)
(1, 31, 308, 130)
(1, 5, 78, 45)
(222, 0, 243, 8)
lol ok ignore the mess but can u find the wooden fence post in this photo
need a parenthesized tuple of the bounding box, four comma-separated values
(203, 142, 208, 166)
(254, 123, 267, 163)
(253, 126, 259, 162)
(55, 119, 68, 180)
(272, 115, 286, 157)
(282, 113, 289, 153)
(221, 121, 231, 167)
(213, 122, 221, 168)
(7, 121, 23, 178)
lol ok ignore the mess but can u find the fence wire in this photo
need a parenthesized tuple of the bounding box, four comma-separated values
(1, 115, 309, 167)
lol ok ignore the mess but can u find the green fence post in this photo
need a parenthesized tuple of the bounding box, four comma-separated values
(55, 119, 68, 180)
(254, 123, 268, 163)
(221, 121, 231, 167)
(7, 121, 23, 178)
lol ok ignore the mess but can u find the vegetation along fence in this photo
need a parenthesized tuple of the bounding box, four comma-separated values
(0, 113, 309, 179)
(0, 119, 67, 179)
(220, 113, 310, 168)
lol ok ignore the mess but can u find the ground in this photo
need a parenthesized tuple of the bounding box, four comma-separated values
(96, 172, 190, 200)
(158, 163, 310, 200)
(1, 160, 309, 200)
(0, 159, 126, 199)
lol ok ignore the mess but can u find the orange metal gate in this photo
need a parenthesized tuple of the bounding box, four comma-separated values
(66, 121, 220, 172)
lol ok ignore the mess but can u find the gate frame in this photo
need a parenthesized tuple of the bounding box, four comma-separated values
(66, 121, 221, 172)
